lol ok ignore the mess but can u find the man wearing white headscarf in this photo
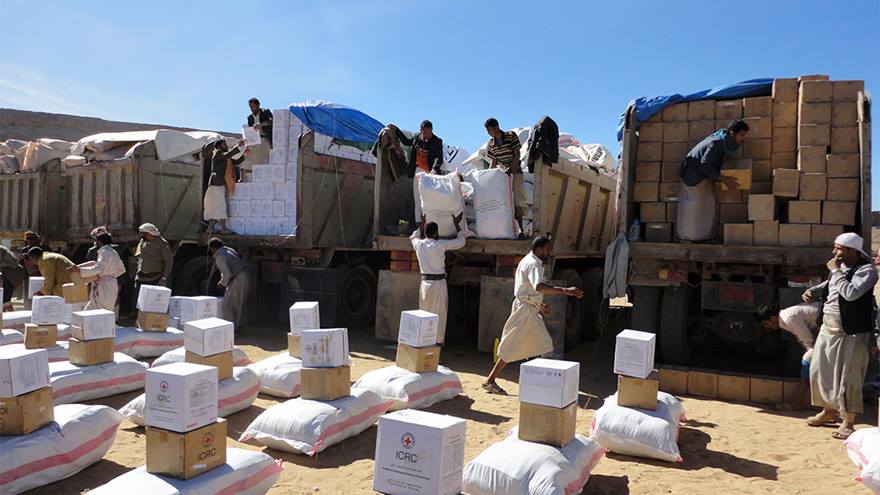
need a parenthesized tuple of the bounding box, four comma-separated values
(133, 223, 172, 313)
(802, 232, 877, 440)
(74, 229, 126, 314)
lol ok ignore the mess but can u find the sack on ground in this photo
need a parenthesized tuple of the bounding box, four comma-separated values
(462, 433, 605, 495)
(239, 388, 391, 456)
(0, 404, 123, 495)
(115, 326, 183, 359)
(151, 346, 251, 368)
(353, 365, 462, 411)
(4, 341, 70, 362)
(50, 352, 147, 404)
(846, 427, 880, 493)
(0, 329, 24, 346)
(87, 447, 283, 495)
(247, 352, 302, 398)
(590, 392, 686, 463)
(120, 366, 259, 424)
(468, 168, 516, 239)
(417, 171, 464, 238)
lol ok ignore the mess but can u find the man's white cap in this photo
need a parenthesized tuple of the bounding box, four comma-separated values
(834, 232, 869, 259)
(138, 223, 160, 237)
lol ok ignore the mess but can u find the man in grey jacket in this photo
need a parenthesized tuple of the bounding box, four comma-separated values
(208, 237, 249, 330)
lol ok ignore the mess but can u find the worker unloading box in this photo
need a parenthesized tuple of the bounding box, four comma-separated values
(24, 324, 58, 349)
(374, 410, 467, 495)
(136, 285, 172, 313)
(517, 359, 579, 447)
(31, 296, 65, 325)
(398, 310, 439, 348)
(184, 318, 234, 357)
(71, 309, 116, 341)
(145, 362, 218, 433)
(613, 329, 656, 379)
(146, 418, 227, 480)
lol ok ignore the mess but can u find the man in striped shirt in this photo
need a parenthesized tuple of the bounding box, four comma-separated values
(485, 118, 526, 237)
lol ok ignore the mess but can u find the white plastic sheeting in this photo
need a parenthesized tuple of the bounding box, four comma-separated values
(590, 392, 686, 463)
(352, 365, 462, 411)
(70, 129, 223, 162)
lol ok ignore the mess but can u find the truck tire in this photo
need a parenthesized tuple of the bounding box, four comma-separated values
(630, 286, 661, 333)
(659, 286, 692, 364)
(579, 267, 607, 341)
(174, 256, 213, 296)
(554, 269, 584, 349)
(336, 263, 377, 330)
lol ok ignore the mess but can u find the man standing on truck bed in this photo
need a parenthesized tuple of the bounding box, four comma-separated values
(205, 139, 248, 234)
(676, 120, 748, 242)
(482, 236, 583, 395)
(802, 233, 877, 440)
(247, 97, 273, 165)
(133, 223, 172, 312)
(411, 213, 467, 345)
(22, 247, 73, 297)
(398, 120, 444, 176)
(485, 118, 526, 237)
(208, 237, 249, 330)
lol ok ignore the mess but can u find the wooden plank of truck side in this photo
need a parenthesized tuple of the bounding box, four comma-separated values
(629, 242, 829, 266)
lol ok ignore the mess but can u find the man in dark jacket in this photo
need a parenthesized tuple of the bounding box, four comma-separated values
(247, 98, 274, 148)
(204, 139, 248, 234)
(676, 119, 748, 242)
(400, 120, 444, 177)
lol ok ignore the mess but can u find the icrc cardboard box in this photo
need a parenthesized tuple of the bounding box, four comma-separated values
(300, 366, 351, 400)
(185, 350, 233, 381)
(145, 362, 218, 433)
(0, 386, 54, 435)
(136, 285, 172, 313)
(71, 309, 116, 340)
(178, 296, 219, 325)
(301, 328, 349, 368)
(396, 344, 440, 373)
(518, 402, 577, 448)
(24, 324, 57, 349)
(374, 410, 467, 495)
(288, 301, 320, 335)
(68, 337, 114, 366)
(62, 283, 88, 304)
(31, 296, 65, 325)
(398, 310, 439, 348)
(613, 330, 656, 379)
(137, 311, 171, 332)
(519, 358, 579, 408)
(0, 348, 50, 397)
(146, 418, 227, 480)
(183, 317, 234, 357)
(617, 372, 659, 410)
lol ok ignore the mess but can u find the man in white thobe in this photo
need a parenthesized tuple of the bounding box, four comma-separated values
(410, 214, 466, 344)
(482, 236, 583, 395)
(803, 233, 877, 440)
(75, 230, 126, 314)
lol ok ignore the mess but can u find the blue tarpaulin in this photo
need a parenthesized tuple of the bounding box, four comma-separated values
(616, 78, 774, 142)
(288, 101, 385, 144)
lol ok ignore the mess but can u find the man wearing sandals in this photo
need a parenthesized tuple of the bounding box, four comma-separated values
(482, 236, 583, 395)
(802, 233, 877, 439)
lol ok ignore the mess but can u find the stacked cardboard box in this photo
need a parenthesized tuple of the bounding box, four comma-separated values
(300, 328, 351, 400)
(62, 283, 88, 304)
(0, 348, 54, 435)
(396, 310, 441, 373)
(288, 301, 320, 358)
(517, 358, 579, 447)
(614, 329, 658, 410)
(178, 296, 219, 327)
(27, 295, 62, 349)
(145, 362, 225, 480)
(634, 76, 862, 244)
(184, 318, 235, 380)
(70, 309, 116, 365)
(137, 285, 172, 331)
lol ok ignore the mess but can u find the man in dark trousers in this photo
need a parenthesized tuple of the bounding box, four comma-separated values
(247, 98, 274, 148)
(676, 119, 748, 242)
(204, 139, 248, 234)
(485, 118, 526, 235)
(399, 120, 444, 176)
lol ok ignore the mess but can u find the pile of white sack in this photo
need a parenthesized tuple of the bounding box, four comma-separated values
(0, 138, 72, 174)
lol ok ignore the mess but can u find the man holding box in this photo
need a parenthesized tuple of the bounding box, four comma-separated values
(73, 231, 126, 313)
(482, 236, 583, 395)
(208, 238, 248, 329)
(23, 247, 73, 297)
(133, 223, 173, 316)
(802, 233, 877, 439)
(676, 120, 749, 242)
(411, 213, 467, 345)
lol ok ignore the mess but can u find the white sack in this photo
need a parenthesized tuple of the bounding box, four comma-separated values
(417, 171, 464, 238)
(462, 433, 606, 495)
(352, 365, 462, 411)
(0, 329, 24, 346)
(239, 388, 392, 456)
(50, 352, 148, 405)
(87, 448, 283, 495)
(115, 326, 184, 359)
(18, 139, 72, 172)
(151, 346, 252, 368)
(4, 342, 69, 362)
(590, 392, 686, 463)
(0, 404, 123, 495)
(61, 155, 88, 167)
(120, 366, 260, 423)
(0, 155, 17, 174)
(468, 168, 517, 239)
(247, 352, 302, 398)
(846, 428, 880, 493)
(1, 310, 31, 329)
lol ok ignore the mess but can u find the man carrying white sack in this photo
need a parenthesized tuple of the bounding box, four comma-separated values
(73, 228, 126, 314)
(208, 237, 249, 330)
(411, 213, 467, 344)
(802, 232, 877, 440)
(482, 236, 583, 395)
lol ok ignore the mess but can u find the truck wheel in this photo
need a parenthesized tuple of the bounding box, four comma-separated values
(630, 286, 661, 333)
(659, 286, 692, 364)
(554, 269, 584, 349)
(579, 267, 607, 341)
(174, 256, 212, 296)
(336, 263, 377, 330)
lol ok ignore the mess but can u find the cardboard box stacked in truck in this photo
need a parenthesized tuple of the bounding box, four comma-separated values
(633, 76, 863, 245)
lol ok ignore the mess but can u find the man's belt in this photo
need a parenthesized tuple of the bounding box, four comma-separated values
(422, 273, 446, 281)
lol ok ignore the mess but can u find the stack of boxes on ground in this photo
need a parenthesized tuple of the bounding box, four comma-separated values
(0, 348, 53, 435)
(396, 310, 440, 373)
(184, 318, 235, 380)
(288, 301, 319, 359)
(633, 75, 863, 245)
(614, 329, 659, 410)
(144, 362, 226, 479)
(69, 308, 116, 365)
(24, 276, 44, 310)
(300, 327, 350, 400)
(373, 409, 467, 495)
(26, 295, 64, 349)
(136, 284, 172, 331)
(518, 358, 580, 447)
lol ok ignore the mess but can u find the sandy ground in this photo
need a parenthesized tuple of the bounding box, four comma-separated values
(22, 307, 878, 495)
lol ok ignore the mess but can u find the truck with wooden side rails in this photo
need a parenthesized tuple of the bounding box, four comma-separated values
(617, 76, 871, 373)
